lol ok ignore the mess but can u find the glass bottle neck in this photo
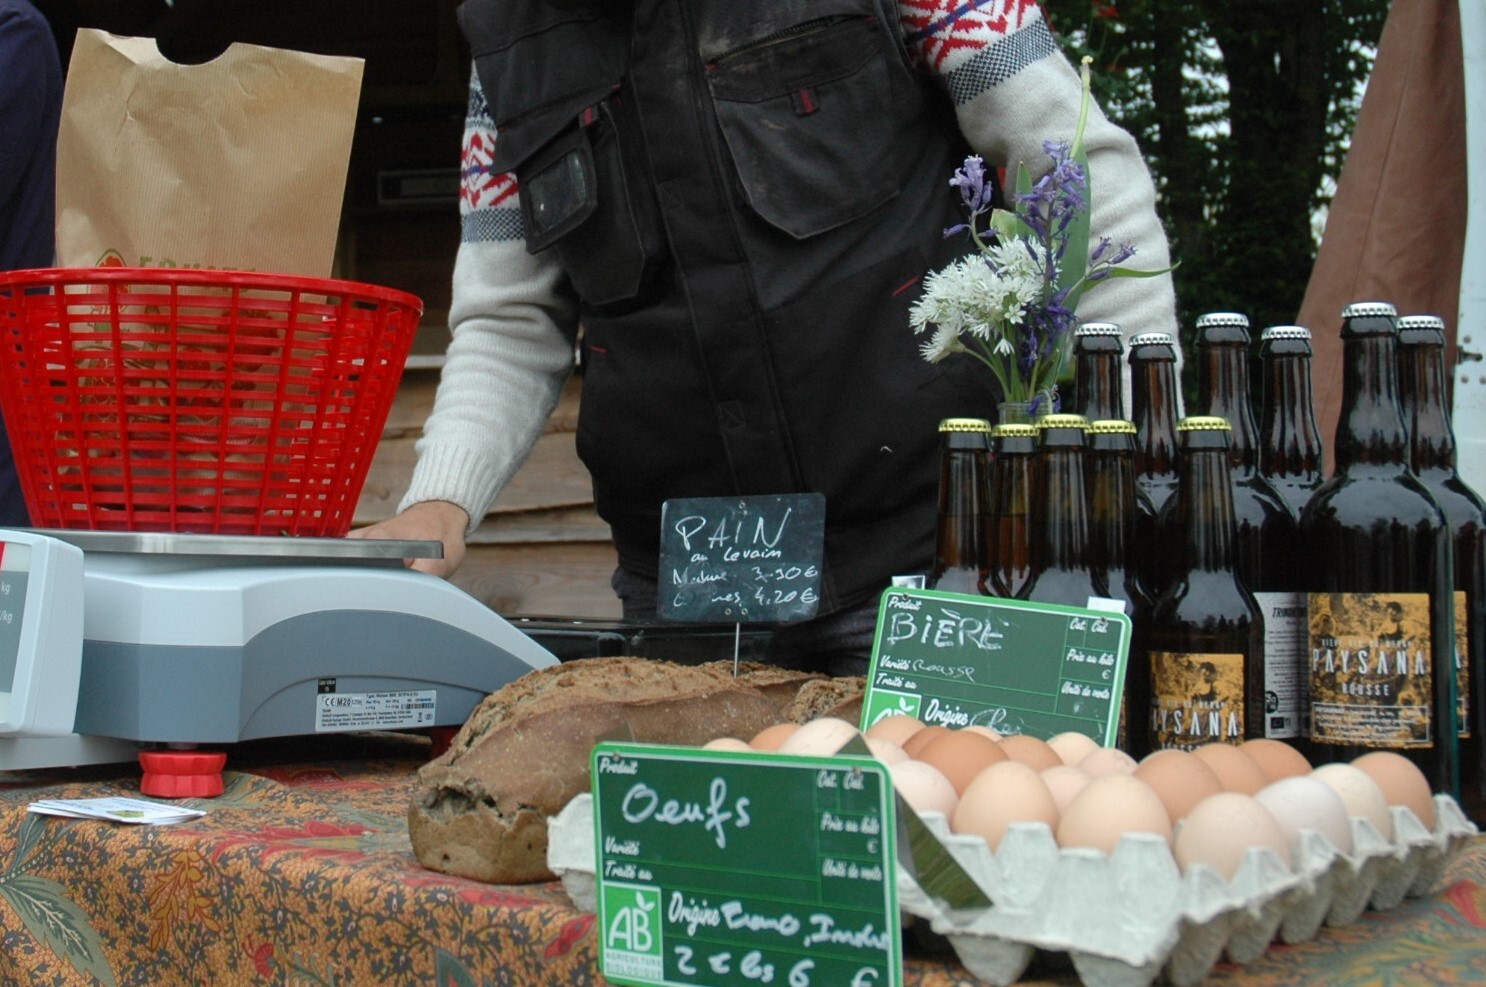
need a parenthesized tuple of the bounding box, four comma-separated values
(1035, 446, 1093, 568)
(1199, 342, 1260, 470)
(1398, 344, 1457, 473)
(1074, 352, 1124, 421)
(1259, 351, 1323, 476)
(1173, 446, 1240, 572)
(1336, 333, 1409, 470)
(1131, 359, 1180, 473)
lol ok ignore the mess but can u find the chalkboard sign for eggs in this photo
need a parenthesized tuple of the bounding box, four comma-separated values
(657, 494, 825, 624)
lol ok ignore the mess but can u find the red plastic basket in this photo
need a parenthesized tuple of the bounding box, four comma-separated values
(0, 268, 422, 536)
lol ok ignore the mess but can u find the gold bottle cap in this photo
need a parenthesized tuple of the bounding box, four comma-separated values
(938, 418, 994, 433)
(993, 423, 1038, 439)
(1177, 415, 1232, 431)
(1036, 413, 1090, 430)
(1087, 419, 1137, 434)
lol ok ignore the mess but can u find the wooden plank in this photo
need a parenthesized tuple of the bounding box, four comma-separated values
(470, 506, 611, 545)
(451, 541, 622, 618)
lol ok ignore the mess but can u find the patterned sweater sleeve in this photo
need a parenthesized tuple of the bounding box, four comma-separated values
(397, 73, 578, 527)
(896, 1, 1180, 342)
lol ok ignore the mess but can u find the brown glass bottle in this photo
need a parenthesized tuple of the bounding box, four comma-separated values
(1072, 321, 1126, 421)
(1019, 414, 1110, 607)
(1398, 315, 1485, 821)
(1258, 325, 1326, 518)
(1143, 417, 1266, 754)
(989, 423, 1036, 599)
(1195, 312, 1305, 739)
(1299, 302, 1457, 797)
(1086, 419, 1155, 618)
(1129, 331, 1183, 599)
(926, 417, 994, 595)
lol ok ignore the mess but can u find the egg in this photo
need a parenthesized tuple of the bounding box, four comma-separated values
(1046, 731, 1100, 766)
(749, 722, 799, 751)
(1254, 775, 1354, 855)
(1239, 738, 1312, 783)
(901, 724, 954, 759)
(1191, 743, 1268, 794)
(1077, 746, 1138, 777)
(951, 760, 1059, 851)
(1173, 792, 1292, 880)
(997, 734, 1063, 772)
(1040, 765, 1093, 814)
(777, 717, 860, 756)
(963, 725, 1003, 741)
(1351, 751, 1435, 831)
(702, 737, 753, 752)
(1134, 749, 1225, 824)
(1057, 774, 1173, 855)
(916, 730, 1008, 795)
(864, 713, 926, 748)
(889, 760, 959, 817)
(864, 737, 910, 765)
(1310, 762, 1394, 840)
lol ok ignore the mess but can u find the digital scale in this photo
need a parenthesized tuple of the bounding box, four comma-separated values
(0, 529, 558, 773)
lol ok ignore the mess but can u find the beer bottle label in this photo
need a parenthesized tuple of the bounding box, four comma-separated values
(1307, 592, 1433, 748)
(1253, 590, 1304, 739)
(1454, 589, 1470, 739)
(1149, 650, 1246, 750)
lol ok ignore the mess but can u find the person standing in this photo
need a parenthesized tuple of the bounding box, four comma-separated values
(357, 0, 1180, 673)
(0, 0, 63, 526)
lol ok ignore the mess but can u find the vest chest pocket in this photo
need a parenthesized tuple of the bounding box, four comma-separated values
(707, 15, 913, 240)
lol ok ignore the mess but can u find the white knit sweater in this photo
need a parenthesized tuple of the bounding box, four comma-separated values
(401, 1, 1179, 529)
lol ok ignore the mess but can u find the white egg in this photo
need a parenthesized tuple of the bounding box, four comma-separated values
(1254, 775, 1354, 855)
(777, 717, 862, 756)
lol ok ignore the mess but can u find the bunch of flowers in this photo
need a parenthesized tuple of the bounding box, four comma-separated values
(910, 59, 1165, 415)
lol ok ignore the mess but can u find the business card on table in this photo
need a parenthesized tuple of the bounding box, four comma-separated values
(28, 796, 206, 825)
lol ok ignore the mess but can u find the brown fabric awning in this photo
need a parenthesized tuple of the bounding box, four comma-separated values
(1295, 0, 1467, 469)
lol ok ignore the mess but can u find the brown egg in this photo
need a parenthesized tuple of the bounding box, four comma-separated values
(1134, 749, 1225, 824)
(1057, 774, 1173, 855)
(998, 734, 1064, 772)
(1040, 764, 1094, 815)
(963, 725, 1003, 741)
(901, 724, 955, 759)
(1238, 739, 1312, 783)
(916, 730, 1009, 795)
(1191, 743, 1267, 794)
(951, 760, 1059, 851)
(750, 722, 799, 751)
(1078, 746, 1139, 777)
(1173, 792, 1291, 879)
(1352, 751, 1435, 831)
(865, 713, 926, 748)
(1047, 731, 1101, 766)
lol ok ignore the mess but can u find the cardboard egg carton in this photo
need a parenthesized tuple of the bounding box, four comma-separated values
(549, 792, 1476, 987)
(899, 794, 1476, 987)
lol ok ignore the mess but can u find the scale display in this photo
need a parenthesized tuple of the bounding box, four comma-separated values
(0, 530, 85, 736)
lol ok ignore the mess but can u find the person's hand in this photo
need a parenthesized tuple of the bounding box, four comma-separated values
(348, 500, 471, 578)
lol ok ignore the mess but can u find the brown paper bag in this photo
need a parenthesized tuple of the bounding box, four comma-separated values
(55, 29, 364, 276)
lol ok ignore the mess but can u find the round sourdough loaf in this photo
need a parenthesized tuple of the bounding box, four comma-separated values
(407, 656, 863, 883)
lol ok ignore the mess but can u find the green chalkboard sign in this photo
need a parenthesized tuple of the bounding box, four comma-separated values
(591, 742, 901, 987)
(861, 588, 1131, 745)
(657, 494, 825, 624)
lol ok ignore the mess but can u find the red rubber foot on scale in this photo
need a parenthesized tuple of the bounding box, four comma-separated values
(138, 750, 227, 798)
(428, 727, 459, 759)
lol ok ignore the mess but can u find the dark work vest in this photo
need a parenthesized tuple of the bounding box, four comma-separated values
(460, 0, 999, 614)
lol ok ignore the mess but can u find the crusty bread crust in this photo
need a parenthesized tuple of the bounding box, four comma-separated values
(408, 657, 826, 883)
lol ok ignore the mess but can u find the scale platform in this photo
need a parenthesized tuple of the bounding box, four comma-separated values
(0, 529, 558, 772)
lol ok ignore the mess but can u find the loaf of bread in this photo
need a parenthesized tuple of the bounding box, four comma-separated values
(407, 657, 863, 884)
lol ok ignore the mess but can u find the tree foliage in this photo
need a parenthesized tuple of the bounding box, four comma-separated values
(1040, 0, 1389, 349)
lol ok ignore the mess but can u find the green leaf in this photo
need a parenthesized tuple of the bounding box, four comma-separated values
(0, 874, 117, 987)
(4, 813, 49, 878)
(1057, 141, 1093, 313)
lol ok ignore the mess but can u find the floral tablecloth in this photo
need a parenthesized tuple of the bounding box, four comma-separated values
(0, 732, 1482, 986)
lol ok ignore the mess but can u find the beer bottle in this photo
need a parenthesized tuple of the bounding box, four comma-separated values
(1299, 302, 1457, 796)
(1258, 325, 1326, 518)
(1072, 321, 1126, 421)
(926, 418, 994, 595)
(1195, 312, 1305, 740)
(1145, 417, 1265, 753)
(1397, 315, 1485, 821)
(1019, 414, 1110, 606)
(1129, 331, 1183, 598)
(989, 423, 1037, 599)
(1086, 419, 1155, 617)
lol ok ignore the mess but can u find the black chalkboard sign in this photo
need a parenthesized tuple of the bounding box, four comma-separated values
(657, 494, 825, 624)
(591, 741, 901, 987)
(861, 588, 1131, 745)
